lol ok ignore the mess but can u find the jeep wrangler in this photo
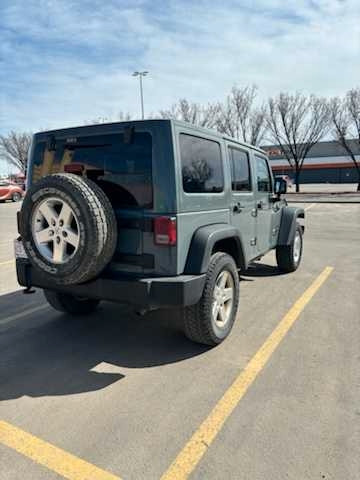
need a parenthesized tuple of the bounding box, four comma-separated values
(15, 120, 304, 345)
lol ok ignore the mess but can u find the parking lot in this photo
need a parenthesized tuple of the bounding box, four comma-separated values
(0, 200, 359, 479)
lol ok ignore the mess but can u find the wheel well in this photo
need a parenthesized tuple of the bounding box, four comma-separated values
(297, 212, 305, 233)
(212, 238, 241, 268)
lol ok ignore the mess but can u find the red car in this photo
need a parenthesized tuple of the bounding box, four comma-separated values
(0, 181, 24, 202)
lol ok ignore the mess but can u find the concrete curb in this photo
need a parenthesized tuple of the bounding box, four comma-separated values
(287, 200, 360, 204)
(286, 192, 359, 196)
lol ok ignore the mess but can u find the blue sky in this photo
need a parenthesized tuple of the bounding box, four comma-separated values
(0, 0, 359, 141)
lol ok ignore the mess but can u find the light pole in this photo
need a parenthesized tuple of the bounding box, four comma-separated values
(132, 71, 148, 119)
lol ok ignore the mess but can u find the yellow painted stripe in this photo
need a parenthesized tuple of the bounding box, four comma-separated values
(0, 421, 121, 480)
(305, 203, 316, 211)
(0, 259, 14, 266)
(161, 266, 334, 480)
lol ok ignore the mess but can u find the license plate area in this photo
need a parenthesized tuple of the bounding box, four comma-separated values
(14, 238, 27, 259)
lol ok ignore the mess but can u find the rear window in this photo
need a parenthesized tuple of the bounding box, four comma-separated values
(255, 155, 272, 192)
(229, 147, 252, 191)
(31, 131, 153, 207)
(180, 134, 224, 193)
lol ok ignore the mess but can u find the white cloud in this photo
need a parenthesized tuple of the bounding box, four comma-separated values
(0, 0, 359, 133)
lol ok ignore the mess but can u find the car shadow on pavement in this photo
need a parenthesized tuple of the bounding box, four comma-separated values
(0, 291, 209, 401)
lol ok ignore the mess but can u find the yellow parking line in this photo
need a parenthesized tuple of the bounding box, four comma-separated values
(161, 266, 334, 480)
(0, 421, 121, 480)
(0, 259, 14, 266)
(305, 203, 316, 211)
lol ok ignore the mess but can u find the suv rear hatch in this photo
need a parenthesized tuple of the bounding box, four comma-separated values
(27, 120, 177, 275)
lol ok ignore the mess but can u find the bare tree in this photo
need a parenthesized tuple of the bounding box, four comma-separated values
(330, 88, 360, 191)
(0, 131, 32, 174)
(159, 99, 220, 129)
(84, 116, 111, 125)
(215, 85, 267, 146)
(266, 93, 330, 192)
(84, 111, 132, 125)
(117, 111, 132, 122)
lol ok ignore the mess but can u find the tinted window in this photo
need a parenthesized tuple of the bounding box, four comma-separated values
(59, 132, 152, 175)
(31, 132, 153, 207)
(229, 148, 251, 191)
(180, 134, 223, 193)
(255, 155, 272, 192)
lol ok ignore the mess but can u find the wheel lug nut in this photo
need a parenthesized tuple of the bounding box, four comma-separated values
(56, 236, 61, 244)
(59, 220, 64, 227)
(51, 219, 56, 226)
(62, 231, 67, 237)
(49, 230, 54, 236)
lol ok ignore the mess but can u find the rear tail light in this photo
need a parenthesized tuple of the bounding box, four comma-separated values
(64, 163, 84, 174)
(154, 216, 177, 246)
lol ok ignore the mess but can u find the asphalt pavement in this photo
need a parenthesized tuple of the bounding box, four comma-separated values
(0, 200, 359, 480)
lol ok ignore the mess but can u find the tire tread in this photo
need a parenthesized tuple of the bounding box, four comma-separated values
(20, 173, 117, 285)
(183, 252, 239, 346)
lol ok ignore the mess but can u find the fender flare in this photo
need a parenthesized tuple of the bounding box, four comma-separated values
(277, 206, 305, 246)
(184, 224, 247, 274)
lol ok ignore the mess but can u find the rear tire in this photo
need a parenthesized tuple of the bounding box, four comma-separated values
(182, 252, 239, 346)
(276, 223, 303, 273)
(44, 289, 100, 315)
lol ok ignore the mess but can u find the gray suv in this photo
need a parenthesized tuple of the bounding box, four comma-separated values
(15, 120, 304, 345)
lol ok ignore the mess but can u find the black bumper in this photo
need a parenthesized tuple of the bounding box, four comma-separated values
(16, 260, 206, 308)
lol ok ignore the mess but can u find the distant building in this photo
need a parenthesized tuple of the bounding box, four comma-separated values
(262, 140, 360, 184)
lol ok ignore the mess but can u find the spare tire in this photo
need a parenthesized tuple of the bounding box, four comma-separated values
(19, 173, 117, 285)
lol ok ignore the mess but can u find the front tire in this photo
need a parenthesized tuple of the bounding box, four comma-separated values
(12, 192, 21, 202)
(44, 289, 100, 315)
(276, 223, 303, 273)
(183, 252, 239, 346)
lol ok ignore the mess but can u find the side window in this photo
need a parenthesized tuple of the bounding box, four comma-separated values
(255, 155, 272, 192)
(180, 134, 224, 193)
(229, 147, 251, 192)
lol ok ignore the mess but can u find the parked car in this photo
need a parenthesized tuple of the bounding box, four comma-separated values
(275, 174, 293, 188)
(0, 181, 24, 202)
(15, 120, 304, 345)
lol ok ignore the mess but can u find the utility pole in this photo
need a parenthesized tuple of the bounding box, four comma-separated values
(132, 71, 148, 119)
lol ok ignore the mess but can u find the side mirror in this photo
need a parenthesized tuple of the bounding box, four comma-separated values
(274, 178, 287, 196)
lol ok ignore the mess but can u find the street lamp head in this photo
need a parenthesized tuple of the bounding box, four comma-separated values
(132, 71, 149, 77)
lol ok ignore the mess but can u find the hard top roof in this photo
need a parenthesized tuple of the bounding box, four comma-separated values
(35, 118, 266, 155)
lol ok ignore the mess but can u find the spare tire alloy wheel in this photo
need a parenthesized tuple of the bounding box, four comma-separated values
(32, 197, 80, 264)
(20, 173, 117, 285)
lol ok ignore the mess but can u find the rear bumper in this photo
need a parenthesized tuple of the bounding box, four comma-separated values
(16, 260, 206, 308)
